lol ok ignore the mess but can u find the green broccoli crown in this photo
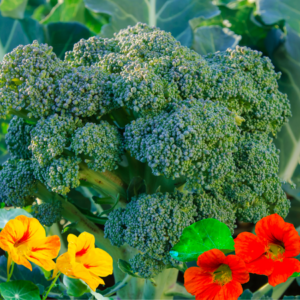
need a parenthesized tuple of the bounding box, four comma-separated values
(0, 159, 36, 207)
(29, 114, 82, 166)
(5, 116, 33, 159)
(33, 156, 81, 195)
(70, 121, 124, 172)
(105, 191, 197, 265)
(124, 100, 239, 186)
(129, 253, 165, 279)
(54, 66, 110, 117)
(204, 47, 291, 133)
(225, 133, 290, 222)
(32, 200, 62, 227)
(193, 191, 236, 233)
(0, 40, 66, 118)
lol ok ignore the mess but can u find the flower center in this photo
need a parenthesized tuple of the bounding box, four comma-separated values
(212, 264, 232, 286)
(265, 243, 285, 261)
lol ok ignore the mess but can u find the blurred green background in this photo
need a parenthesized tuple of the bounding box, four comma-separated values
(0, 0, 300, 202)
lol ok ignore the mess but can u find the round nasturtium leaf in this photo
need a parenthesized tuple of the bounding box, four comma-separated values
(0, 280, 41, 300)
(0, 208, 32, 229)
(170, 218, 235, 262)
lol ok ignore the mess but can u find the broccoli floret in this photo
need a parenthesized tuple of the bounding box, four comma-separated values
(129, 253, 165, 279)
(104, 208, 126, 247)
(32, 200, 62, 227)
(29, 114, 82, 166)
(5, 116, 33, 159)
(124, 100, 239, 189)
(70, 121, 124, 172)
(105, 191, 197, 268)
(193, 191, 236, 233)
(204, 47, 291, 133)
(225, 133, 290, 222)
(33, 156, 81, 195)
(54, 66, 110, 117)
(0, 159, 36, 207)
(0, 40, 66, 118)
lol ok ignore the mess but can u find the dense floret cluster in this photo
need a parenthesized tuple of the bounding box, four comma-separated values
(0, 23, 291, 280)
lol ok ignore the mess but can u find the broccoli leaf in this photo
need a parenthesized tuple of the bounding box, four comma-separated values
(256, 0, 300, 33)
(267, 27, 300, 192)
(192, 25, 240, 55)
(83, 0, 219, 45)
(0, 0, 28, 19)
(0, 280, 41, 300)
(170, 218, 235, 262)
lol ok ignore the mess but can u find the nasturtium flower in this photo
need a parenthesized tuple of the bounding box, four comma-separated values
(55, 232, 113, 291)
(234, 213, 300, 286)
(184, 249, 249, 300)
(0, 215, 60, 272)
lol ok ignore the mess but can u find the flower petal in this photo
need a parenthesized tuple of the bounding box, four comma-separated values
(0, 219, 26, 250)
(72, 263, 105, 291)
(28, 236, 61, 260)
(224, 255, 249, 284)
(184, 267, 221, 300)
(9, 247, 32, 271)
(255, 214, 286, 244)
(268, 258, 300, 287)
(246, 255, 274, 275)
(216, 280, 243, 300)
(27, 256, 56, 271)
(56, 253, 75, 277)
(68, 232, 95, 262)
(197, 249, 225, 272)
(234, 232, 267, 263)
(281, 224, 300, 258)
(82, 248, 113, 277)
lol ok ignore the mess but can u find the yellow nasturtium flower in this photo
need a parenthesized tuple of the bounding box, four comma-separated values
(55, 232, 113, 291)
(0, 215, 61, 272)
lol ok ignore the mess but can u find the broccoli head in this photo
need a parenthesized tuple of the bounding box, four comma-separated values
(32, 200, 62, 227)
(5, 116, 33, 159)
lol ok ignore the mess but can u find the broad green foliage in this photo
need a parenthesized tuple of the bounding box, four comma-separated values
(170, 218, 235, 262)
(256, 0, 300, 33)
(191, 25, 240, 55)
(0, 280, 41, 300)
(0, 208, 31, 229)
(84, 0, 219, 45)
(0, 0, 27, 19)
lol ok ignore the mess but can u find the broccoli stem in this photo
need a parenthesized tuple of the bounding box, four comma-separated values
(9, 109, 39, 124)
(142, 268, 178, 300)
(79, 162, 127, 204)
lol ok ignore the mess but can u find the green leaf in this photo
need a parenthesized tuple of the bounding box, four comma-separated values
(127, 176, 146, 200)
(61, 221, 78, 234)
(0, 280, 41, 300)
(97, 280, 128, 297)
(191, 25, 240, 55)
(164, 282, 194, 298)
(256, 0, 300, 33)
(63, 276, 89, 297)
(99, 194, 119, 217)
(266, 27, 300, 188)
(44, 22, 92, 59)
(170, 218, 235, 262)
(0, 0, 28, 19)
(118, 259, 139, 278)
(291, 272, 300, 277)
(84, 0, 219, 45)
(238, 289, 253, 299)
(0, 208, 32, 229)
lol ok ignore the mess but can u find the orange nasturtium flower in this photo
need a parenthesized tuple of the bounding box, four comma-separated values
(184, 249, 249, 300)
(0, 215, 61, 272)
(235, 213, 300, 286)
(55, 232, 113, 291)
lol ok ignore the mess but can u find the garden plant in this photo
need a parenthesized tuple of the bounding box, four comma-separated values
(0, 0, 299, 299)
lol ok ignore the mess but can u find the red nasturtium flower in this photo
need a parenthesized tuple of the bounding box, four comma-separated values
(0, 215, 60, 272)
(184, 249, 249, 300)
(235, 213, 300, 286)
